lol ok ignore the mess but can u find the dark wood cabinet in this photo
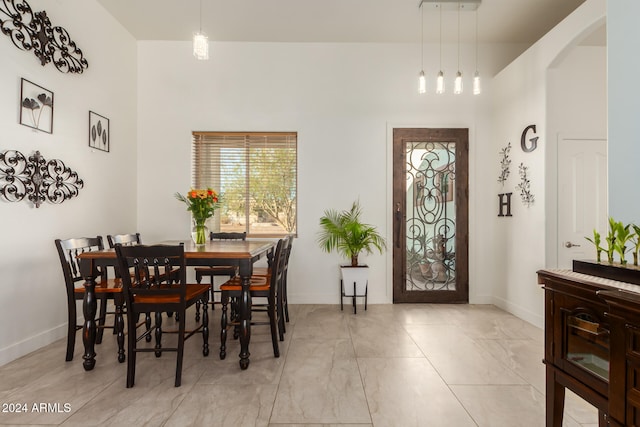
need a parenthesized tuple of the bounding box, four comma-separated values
(538, 268, 640, 427)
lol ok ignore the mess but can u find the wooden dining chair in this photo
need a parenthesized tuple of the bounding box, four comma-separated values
(55, 236, 125, 363)
(219, 237, 287, 359)
(195, 232, 246, 310)
(253, 235, 293, 335)
(107, 233, 141, 248)
(114, 243, 210, 387)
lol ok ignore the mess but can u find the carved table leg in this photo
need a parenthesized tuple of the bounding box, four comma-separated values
(115, 294, 125, 363)
(82, 278, 97, 371)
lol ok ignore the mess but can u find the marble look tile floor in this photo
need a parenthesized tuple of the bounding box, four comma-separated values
(0, 304, 599, 426)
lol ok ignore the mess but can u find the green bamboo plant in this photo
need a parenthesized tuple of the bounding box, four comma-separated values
(585, 230, 604, 263)
(613, 220, 632, 265)
(605, 217, 617, 264)
(631, 224, 640, 266)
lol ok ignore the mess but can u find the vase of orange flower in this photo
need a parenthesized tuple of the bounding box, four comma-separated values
(175, 188, 220, 246)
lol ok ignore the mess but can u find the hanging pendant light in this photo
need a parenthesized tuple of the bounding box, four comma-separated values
(473, 6, 481, 95)
(418, 2, 426, 94)
(193, 0, 209, 60)
(436, 2, 445, 94)
(454, 1, 463, 94)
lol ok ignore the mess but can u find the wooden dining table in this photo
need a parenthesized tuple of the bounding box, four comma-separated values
(77, 239, 275, 371)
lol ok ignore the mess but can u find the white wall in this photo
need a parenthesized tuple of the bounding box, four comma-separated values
(608, 1, 640, 224)
(545, 46, 607, 267)
(135, 40, 523, 307)
(0, 0, 138, 365)
(490, 0, 606, 327)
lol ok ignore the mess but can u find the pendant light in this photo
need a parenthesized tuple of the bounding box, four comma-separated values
(418, 2, 426, 94)
(193, 0, 209, 60)
(473, 6, 481, 95)
(454, 1, 463, 94)
(436, 2, 445, 94)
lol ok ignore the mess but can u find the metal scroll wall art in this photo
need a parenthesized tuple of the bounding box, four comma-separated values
(0, 150, 84, 208)
(0, 0, 88, 73)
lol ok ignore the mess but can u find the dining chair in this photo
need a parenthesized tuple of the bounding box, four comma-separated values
(219, 237, 287, 359)
(194, 231, 246, 316)
(55, 236, 125, 363)
(107, 233, 141, 248)
(254, 235, 293, 334)
(114, 243, 210, 387)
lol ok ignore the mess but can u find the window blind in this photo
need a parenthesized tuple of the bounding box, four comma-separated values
(192, 131, 297, 236)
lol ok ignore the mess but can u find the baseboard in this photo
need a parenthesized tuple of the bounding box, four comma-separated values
(491, 295, 543, 329)
(0, 323, 66, 367)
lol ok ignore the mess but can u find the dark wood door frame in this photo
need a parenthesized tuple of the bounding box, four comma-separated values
(392, 128, 469, 303)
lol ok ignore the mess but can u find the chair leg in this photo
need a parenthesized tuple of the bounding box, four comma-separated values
(277, 291, 286, 341)
(145, 313, 152, 342)
(95, 296, 108, 344)
(66, 300, 77, 362)
(195, 272, 203, 321)
(126, 312, 137, 388)
(175, 311, 186, 387)
(269, 296, 280, 358)
(201, 295, 209, 357)
(154, 312, 163, 357)
(220, 294, 228, 359)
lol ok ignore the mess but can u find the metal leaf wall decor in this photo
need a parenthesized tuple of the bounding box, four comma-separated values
(0, 0, 88, 73)
(0, 150, 84, 208)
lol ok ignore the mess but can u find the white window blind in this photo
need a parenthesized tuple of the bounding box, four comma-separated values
(192, 131, 297, 237)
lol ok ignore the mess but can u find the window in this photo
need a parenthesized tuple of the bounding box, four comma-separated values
(192, 131, 297, 237)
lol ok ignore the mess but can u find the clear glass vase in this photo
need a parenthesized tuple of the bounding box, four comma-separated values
(191, 220, 209, 246)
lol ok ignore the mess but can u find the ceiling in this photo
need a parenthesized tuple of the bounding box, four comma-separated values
(96, 0, 601, 46)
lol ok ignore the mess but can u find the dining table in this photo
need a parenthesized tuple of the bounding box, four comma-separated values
(77, 239, 275, 371)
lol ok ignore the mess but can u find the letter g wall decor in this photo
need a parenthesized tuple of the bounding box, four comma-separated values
(0, 150, 84, 208)
(0, 0, 88, 73)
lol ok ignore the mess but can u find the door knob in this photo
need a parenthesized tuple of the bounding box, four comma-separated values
(564, 241, 581, 248)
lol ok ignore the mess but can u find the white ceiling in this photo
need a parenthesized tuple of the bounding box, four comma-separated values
(96, 0, 601, 46)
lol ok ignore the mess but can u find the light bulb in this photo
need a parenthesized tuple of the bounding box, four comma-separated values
(193, 32, 209, 60)
(436, 71, 445, 94)
(454, 71, 463, 95)
(419, 70, 426, 94)
(473, 71, 481, 95)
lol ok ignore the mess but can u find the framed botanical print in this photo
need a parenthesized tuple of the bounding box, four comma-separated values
(88, 111, 109, 152)
(19, 78, 54, 133)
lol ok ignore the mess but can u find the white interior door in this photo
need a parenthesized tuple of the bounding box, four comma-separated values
(557, 138, 607, 268)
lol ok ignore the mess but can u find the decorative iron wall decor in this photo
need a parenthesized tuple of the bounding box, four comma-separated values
(515, 162, 534, 207)
(0, 150, 84, 208)
(0, 0, 88, 73)
(88, 111, 109, 152)
(497, 142, 511, 185)
(19, 78, 53, 133)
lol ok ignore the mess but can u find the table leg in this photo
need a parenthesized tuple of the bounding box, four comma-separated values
(82, 278, 97, 371)
(239, 273, 251, 370)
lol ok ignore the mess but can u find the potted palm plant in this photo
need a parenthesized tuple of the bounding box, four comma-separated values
(317, 200, 386, 307)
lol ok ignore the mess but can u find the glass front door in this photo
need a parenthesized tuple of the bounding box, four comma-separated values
(392, 128, 468, 303)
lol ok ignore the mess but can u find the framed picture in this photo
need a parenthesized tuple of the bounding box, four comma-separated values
(88, 111, 109, 152)
(19, 78, 54, 133)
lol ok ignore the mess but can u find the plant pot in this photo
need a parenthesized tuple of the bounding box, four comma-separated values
(341, 265, 369, 297)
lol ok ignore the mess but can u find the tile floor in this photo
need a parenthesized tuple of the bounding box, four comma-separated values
(0, 304, 599, 426)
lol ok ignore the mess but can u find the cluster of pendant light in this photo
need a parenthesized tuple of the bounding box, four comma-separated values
(418, 1, 481, 95)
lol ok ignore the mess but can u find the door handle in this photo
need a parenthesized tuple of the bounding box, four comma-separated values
(564, 241, 581, 248)
(394, 203, 402, 249)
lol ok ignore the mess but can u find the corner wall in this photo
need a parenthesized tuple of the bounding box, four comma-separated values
(490, 0, 606, 327)
(0, 0, 138, 365)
